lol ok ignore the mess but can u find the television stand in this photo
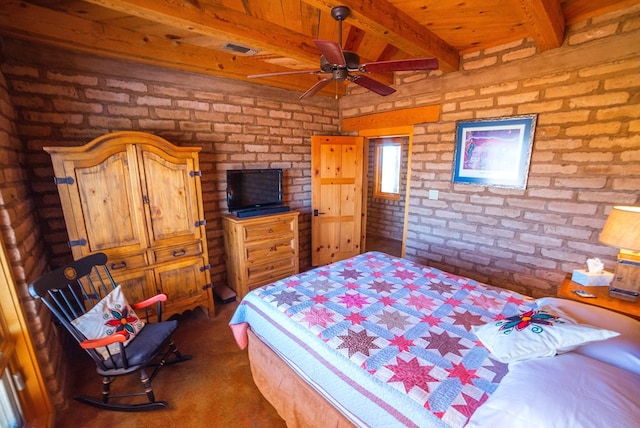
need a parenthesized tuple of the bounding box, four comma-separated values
(222, 211, 299, 299)
(235, 205, 290, 218)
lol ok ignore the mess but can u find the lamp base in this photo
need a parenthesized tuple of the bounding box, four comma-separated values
(608, 254, 640, 302)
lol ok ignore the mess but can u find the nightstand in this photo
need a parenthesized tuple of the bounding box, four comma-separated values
(557, 274, 640, 320)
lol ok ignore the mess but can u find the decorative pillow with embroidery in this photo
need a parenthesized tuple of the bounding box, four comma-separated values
(472, 305, 619, 363)
(71, 285, 145, 360)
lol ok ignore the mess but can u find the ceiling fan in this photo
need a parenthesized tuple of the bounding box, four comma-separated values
(247, 5, 439, 99)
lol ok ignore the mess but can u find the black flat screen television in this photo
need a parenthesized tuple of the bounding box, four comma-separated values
(226, 168, 283, 213)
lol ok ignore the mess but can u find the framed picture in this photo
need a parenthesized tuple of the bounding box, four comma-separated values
(452, 114, 537, 189)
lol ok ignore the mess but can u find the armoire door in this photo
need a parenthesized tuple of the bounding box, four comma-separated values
(56, 145, 148, 260)
(136, 145, 204, 248)
(153, 257, 211, 319)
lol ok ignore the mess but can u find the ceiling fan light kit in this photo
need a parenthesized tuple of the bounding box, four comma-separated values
(247, 5, 439, 99)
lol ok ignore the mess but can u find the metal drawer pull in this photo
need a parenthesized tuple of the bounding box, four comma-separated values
(110, 261, 127, 270)
(172, 249, 186, 257)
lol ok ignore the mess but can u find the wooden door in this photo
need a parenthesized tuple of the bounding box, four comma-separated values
(0, 238, 52, 426)
(136, 145, 203, 248)
(54, 145, 148, 260)
(311, 135, 364, 266)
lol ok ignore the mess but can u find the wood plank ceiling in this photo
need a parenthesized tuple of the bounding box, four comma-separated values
(0, 0, 637, 98)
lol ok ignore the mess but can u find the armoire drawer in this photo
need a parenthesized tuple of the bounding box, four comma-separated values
(152, 241, 203, 264)
(104, 253, 147, 272)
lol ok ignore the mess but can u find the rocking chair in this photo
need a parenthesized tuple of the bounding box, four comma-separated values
(28, 252, 191, 411)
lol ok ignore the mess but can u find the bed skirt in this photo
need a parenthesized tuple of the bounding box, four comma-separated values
(247, 329, 355, 428)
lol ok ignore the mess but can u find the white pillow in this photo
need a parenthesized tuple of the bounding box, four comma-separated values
(536, 297, 640, 374)
(472, 304, 619, 363)
(72, 285, 145, 359)
(467, 353, 640, 428)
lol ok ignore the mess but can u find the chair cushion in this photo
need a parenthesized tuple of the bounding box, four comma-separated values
(71, 285, 145, 359)
(103, 320, 178, 370)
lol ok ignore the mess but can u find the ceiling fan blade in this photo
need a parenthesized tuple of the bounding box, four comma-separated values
(313, 39, 346, 66)
(350, 75, 396, 96)
(248, 70, 325, 78)
(299, 77, 335, 99)
(360, 58, 439, 73)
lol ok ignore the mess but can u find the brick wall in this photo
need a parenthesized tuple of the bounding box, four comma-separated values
(0, 69, 65, 405)
(1, 39, 339, 281)
(366, 136, 408, 241)
(341, 5, 640, 297)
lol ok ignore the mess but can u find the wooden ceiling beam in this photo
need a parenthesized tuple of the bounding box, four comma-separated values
(0, 0, 344, 97)
(83, 0, 393, 86)
(302, 0, 460, 72)
(507, 0, 565, 51)
(562, 0, 640, 24)
(83, 0, 321, 68)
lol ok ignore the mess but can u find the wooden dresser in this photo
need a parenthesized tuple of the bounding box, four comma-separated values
(222, 211, 299, 300)
(45, 131, 214, 320)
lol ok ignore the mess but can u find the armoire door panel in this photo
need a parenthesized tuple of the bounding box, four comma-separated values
(153, 258, 210, 318)
(137, 148, 201, 246)
(61, 151, 148, 258)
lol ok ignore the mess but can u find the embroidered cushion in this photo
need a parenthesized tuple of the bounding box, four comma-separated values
(72, 285, 145, 360)
(472, 304, 619, 363)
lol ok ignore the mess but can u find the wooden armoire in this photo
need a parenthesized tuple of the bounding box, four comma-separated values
(45, 131, 214, 319)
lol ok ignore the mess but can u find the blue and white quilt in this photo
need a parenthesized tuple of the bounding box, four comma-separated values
(230, 251, 535, 427)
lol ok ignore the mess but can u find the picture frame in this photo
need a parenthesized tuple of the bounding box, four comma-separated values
(452, 114, 537, 189)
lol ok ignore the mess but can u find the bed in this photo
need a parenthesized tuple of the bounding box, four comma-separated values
(229, 251, 640, 427)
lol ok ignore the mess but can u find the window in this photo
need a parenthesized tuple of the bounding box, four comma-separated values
(373, 140, 402, 200)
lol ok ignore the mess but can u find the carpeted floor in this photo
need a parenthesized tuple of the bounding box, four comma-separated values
(55, 300, 286, 427)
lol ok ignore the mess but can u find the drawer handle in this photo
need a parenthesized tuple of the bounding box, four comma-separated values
(268, 228, 273, 233)
(172, 249, 186, 257)
(110, 261, 127, 270)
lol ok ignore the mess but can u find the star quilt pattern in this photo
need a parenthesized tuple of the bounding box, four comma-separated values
(231, 251, 535, 427)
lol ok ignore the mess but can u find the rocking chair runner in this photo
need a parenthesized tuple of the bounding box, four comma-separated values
(28, 252, 191, 411)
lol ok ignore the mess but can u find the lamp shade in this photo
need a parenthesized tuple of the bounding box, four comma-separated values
(598, 206, 640, 252)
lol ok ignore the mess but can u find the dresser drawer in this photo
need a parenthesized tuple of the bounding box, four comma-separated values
(243, 219, 294, 243)
(245, 238, 295, 263)
(152, 241, 202, 264)
(246, 258, 297, 287)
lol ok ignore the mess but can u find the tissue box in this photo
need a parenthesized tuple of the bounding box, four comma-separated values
(571, 269, 614, 286)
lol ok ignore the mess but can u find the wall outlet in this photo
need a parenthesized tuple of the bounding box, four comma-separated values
(428, 189, 439, 200)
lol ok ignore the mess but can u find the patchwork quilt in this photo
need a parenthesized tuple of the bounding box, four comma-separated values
(230, 251, 535, 427)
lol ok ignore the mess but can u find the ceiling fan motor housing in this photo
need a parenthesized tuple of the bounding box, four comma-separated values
(320, 51, 361, 72)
